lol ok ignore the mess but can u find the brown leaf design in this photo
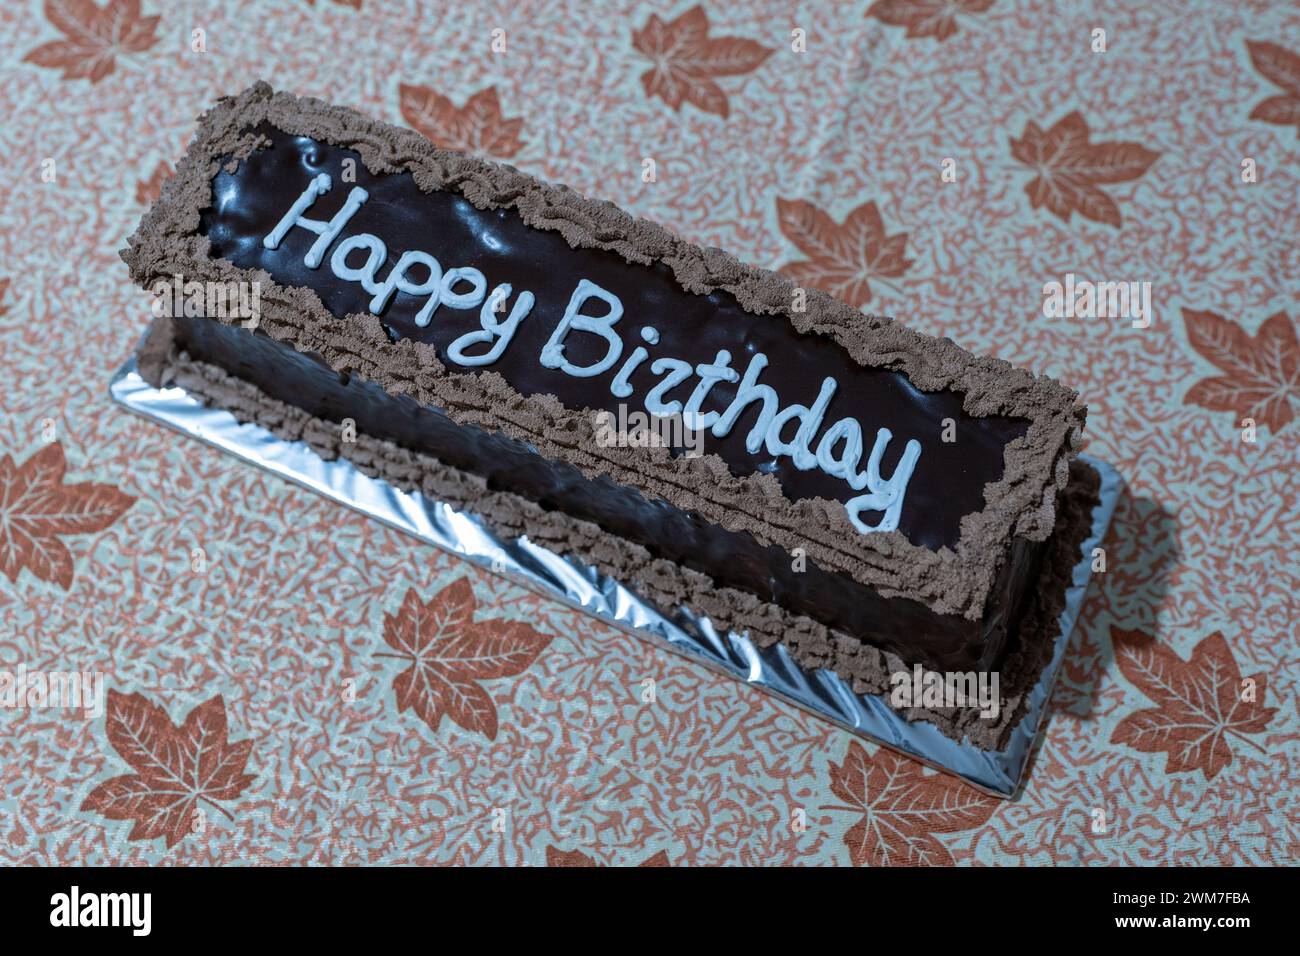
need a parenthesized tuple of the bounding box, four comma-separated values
(380, 578, 551, 740)
(822, 742, 997, 866)
(398, 83, 524, 158)
(632, 6, 773, 118)
(1247, 41, 1300, 136)
(0, 443, 135, 589)
(546, 847, 672, 867)
(1010, 111, 1159, 227)
(135, 159, 173, 206)
(23, 0, 161, 84)
(1110, 628, 1276, 780)
(776, 198, 912, 308)
(867, 0, 994, 42)
(1182, 308, 1299, 433)
(0, 277, 9, 316)
(81, 691, 256, 848)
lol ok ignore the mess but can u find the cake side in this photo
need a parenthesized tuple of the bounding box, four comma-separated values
(155, 311, 1043, 673)
(121, 81, 1086, 619)
(135, 316, 1101, 750)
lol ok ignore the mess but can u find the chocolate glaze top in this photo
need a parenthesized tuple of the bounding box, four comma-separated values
(200, 129, 1028, 550)
(122, 83, 1086, 618)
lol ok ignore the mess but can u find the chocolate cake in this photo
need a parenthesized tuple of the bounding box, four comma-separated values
(122, 83, 1092, 747)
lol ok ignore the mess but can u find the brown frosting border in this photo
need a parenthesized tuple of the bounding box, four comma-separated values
(121, 81, 1086, 620)
(136, 317, 1100, 750)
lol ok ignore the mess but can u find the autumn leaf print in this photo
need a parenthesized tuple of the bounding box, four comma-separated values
(379, 578, 552, 740)
(23, 0, 161, 84)
(867, 0, 994, 42)
(1182, 309, 1300, 433)
(776, 198, 912, 308)
(1010, 112, 1159, 227)
(632, 6, 773, 118)
(546, 847, 671, 867)
(0, 443, 134, 589)
(135, 159, 173, 206)
(0, 278, 9, 316)
(1110, 629, 1276, 781)
(398, 84, 524, 158)
(81, 691, 257, 849)
(822, 742, 998, 866)
(1246, 41, 1300, 136)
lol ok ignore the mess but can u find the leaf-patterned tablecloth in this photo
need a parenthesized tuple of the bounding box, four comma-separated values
(0, 0, 1296, 866)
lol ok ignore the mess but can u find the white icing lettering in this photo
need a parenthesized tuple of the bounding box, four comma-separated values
(263, 173, 332, 251)
(370, 249, 442, 320)
(712, 353, 779, 454)
(439, 267, 488, 311)
(262, 168, 935, 538)
(330, 234, 387, 295)
(844, 429, 922, 533)
(764, 376, 836, 471)
(815, 417, 868, 490)
(681, 350, 738, 431)
(272, 180, 369, 270)
(611, 345, 649, 398)
(448, 284, 535, 366)
(540, 279, 624, 377)
(307, 187, 371, 268)
(644, 357, 694, 416)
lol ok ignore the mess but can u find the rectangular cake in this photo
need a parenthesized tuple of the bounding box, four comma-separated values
(123, 83, 1092, 747)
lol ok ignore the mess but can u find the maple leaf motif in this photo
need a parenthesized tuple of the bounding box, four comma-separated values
(135, 159, 173, 206)
(379, 578, 551, 740)
(545, 847, 671, 867)
(81, 691, 256, 848)
(1182, 309, 1300, 434)
(631, 6, 773, 118)
(1009, 112, 1159, 227)
(867, 0, 995, 42)
(23, 0, 161, 84)
(1110, 628, 1276, 780)
(0, 443, 134, 589)
(398, 83, 524, 158)
(822, 742, 997, 865)
(776, 198, 912, 308)
(1246, 41, 1300, 136)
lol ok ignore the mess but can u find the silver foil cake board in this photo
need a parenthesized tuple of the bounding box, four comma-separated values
(110, 359, 1119, 797)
